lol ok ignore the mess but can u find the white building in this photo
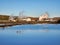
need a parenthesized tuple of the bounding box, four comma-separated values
(9, 14, 16, 22)
(20, 18, 31, 21)
(39, 12, 49, 21)
(26, 18, 31, 21)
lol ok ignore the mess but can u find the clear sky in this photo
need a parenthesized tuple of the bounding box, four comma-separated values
(0, 0, 60, 17)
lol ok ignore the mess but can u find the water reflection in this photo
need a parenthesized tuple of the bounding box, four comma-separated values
(11, 30, 49, 35)
(16, 30, 24, 35)
(0, 24, 60, 30)
(0, 24, 60, 45)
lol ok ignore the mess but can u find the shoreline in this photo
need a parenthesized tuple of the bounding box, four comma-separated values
(0, 21, 60, 27)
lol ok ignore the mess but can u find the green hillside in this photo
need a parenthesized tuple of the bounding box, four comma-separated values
(0, 15, 9, 20)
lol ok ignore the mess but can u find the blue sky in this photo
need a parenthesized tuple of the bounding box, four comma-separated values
(0, 0, 60, 17)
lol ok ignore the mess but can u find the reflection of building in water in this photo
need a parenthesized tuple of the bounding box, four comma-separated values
(16, 31, 21, 33)
(16, 30, 24, 35)
(39, 30, 49, 32)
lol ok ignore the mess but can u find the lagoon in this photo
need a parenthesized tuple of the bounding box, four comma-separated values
(0, 24, 60, 45)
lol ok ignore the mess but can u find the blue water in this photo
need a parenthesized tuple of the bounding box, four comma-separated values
(0, 24, 60, 45)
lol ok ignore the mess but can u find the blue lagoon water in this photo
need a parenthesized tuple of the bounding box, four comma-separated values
(0, 24, 60, 45)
